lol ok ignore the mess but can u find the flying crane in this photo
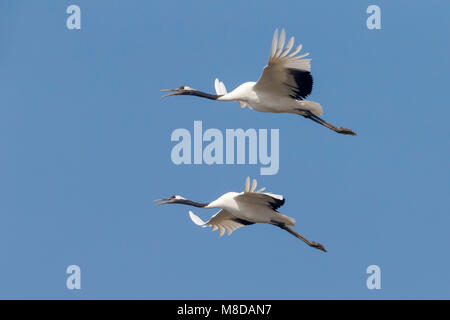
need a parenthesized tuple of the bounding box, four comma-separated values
(155, 177, 327, 252)
(162, 28, 356, 136)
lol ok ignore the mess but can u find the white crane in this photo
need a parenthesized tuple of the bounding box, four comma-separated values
(155, 177, 326, 252)
(161, 28, 356, 136)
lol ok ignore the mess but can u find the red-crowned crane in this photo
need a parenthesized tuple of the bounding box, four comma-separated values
(161, 28, 356, 136)
(155, 177, 326, 252)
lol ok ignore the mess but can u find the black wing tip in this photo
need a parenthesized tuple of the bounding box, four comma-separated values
(287, 68, 313, 100)
(269, 197, 286, 211)
(233, 218, 255, 226)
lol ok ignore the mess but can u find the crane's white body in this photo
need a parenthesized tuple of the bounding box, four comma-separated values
(189, 177, 295, 236)
(214, 29, 323, 117)
(217, 81, 322, 116)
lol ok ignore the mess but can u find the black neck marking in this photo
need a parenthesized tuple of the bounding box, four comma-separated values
(176, 199, 209, 208)
(185, 90, 222, 100)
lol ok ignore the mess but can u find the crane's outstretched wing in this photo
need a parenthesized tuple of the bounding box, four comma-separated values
(254, 28, 313, 100)
(214, 78, 227, 95)
(239, 177, 286, 211)
(189, 210, 254, 236)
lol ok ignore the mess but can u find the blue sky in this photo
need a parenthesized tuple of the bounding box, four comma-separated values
(0, 1, 449, 299)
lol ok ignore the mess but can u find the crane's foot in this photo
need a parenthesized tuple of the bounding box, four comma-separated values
(336, 127, 357, 136)
(299, 110, 357, 136)
(310, 241, 327, 252)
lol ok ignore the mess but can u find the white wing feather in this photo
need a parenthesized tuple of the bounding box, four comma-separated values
(267, 28, 310, 70)
(270, 29, 278, 58)
(215, 79, 249, 109)
(241, 177, 283, 201)
(244, 176, 250, 192)
(236, 177, 294, 225)
(254, 28, 312, 100)
(189, 210, 246, 236)
(214, 78, 228, 95)
(250, 178, 257, 192)
(274, 29, 286, 58)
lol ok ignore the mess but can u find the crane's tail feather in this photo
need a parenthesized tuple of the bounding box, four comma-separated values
(214, 78, 227, 95)
(295, 101, 323, 116)
(273, 213, 296, 226)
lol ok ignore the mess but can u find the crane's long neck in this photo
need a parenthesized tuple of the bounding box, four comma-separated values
(175, 199, 209, 208)
(185, 90, 222, 100)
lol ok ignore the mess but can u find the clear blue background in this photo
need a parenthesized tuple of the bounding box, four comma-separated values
(1, 0, 449, 299)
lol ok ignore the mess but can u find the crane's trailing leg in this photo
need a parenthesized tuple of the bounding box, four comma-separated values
(273, 221, 327, 252)
(299, 110, 357, 136)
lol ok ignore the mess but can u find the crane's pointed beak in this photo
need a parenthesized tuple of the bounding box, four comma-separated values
(160, 88, 182, 98)
(154, 196, 173, 206)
